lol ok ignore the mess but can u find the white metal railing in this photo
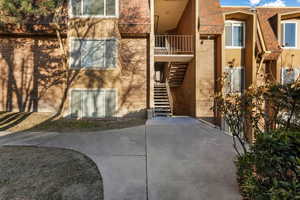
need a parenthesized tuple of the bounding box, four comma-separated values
(155, 35, 194, 55)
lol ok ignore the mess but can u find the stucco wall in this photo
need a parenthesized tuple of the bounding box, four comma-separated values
(225, 49, 245, 67)
(170, 0, 196, 116)
(196, 39, 215, 123)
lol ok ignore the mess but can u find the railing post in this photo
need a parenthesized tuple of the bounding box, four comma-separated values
(154, 35, 194, 55)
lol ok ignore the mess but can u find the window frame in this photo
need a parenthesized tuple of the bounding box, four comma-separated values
(69, 88, 118, 119)
(69, 0, 119, 18)
(281, 21, 298, 49)
(225, 20, 246, 49)
(69, 37, 118, 70)
(224, 66, 245, 94)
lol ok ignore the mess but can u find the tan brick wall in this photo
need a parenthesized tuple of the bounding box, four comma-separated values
(67, 38, 148, 118)
(0, 35, 148, 118)
(0, 37, 64, 112)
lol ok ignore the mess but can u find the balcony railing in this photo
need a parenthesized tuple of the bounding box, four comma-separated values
(155, 35, 194, 55)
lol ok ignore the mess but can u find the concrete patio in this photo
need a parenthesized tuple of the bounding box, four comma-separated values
(0, 117, 241, 200)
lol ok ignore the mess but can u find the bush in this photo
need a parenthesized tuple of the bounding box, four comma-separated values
(236, 131, 300, 200)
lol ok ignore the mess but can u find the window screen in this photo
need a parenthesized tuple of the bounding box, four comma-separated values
(225, 21, 245, 48)
(71, 90, 117, 118)
(71, 0, 116, 16)
(224, 67, 245, 93)
(281, 68, 300, 84)
(282, 23, 297, 48)
(70, 38, 117, 68)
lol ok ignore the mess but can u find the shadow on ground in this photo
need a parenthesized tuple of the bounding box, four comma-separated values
(0, 111, 147, 135)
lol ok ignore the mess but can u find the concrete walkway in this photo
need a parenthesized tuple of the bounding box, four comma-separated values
(147, 117, 241, 200)
(0, 117, 241, 200)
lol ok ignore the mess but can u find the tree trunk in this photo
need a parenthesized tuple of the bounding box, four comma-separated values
(56, 83, 69, 117)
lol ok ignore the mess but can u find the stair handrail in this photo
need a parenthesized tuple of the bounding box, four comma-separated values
(165, 62, 172, 83)
(165, 80, 174, 115)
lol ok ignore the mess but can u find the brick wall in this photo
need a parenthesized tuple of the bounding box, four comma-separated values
(0, 37, 64, 112)
(0, 35, 148, 118)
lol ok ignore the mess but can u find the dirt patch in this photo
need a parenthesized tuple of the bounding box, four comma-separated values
(0, 146, 103, 200)
(0, 112, 146, 133)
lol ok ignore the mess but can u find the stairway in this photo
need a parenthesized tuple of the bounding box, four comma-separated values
(168, 63, 188, 87)
(154, 83, 172, 117)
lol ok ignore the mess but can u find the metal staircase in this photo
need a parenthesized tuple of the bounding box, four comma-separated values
(154, 83, 172, 117)
(168, 62, 188, 87)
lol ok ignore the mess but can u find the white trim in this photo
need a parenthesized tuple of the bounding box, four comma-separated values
(69, 37, 118, 70)
(225, 20, 246, 49)
(69, 88, 118, 119)
(68, 0, 119, 19)
(281, 21, 298, 49)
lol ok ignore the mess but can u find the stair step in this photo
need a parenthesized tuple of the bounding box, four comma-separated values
(154, 99, 169, 101)
(155, 107, 171, 110)
(155, 108, 171, 111)
(169, 73, 185, 75)
(170, 69, 186, 72)
(155, 112, 171, 115)
(155, 105, 170, 108)
(155, 106, 171, 109)
(170, 66, 187, 69)
(169, 77, 184, 80)
(155, 114, 172, 117)
(154, 94, 168, 96)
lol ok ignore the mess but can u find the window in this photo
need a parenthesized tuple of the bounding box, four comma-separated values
(71, 89, 117, 118)
(281, 22, 297, 48)
(281, 68, 300, 84)
(70, 38, 117, 69)
(71, 0, 117, 17)
(225, 21, 245, 48)
(224, 67, 245, 93)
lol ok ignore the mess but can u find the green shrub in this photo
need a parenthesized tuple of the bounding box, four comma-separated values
(236, 131, 300, 200)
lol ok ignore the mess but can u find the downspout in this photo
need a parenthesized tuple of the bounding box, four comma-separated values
(256, 17, 269, 78)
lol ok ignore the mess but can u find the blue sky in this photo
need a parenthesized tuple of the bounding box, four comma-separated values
(221, 0, 300, 6)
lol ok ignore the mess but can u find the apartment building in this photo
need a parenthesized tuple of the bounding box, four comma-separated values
(0, 0, 299, 125)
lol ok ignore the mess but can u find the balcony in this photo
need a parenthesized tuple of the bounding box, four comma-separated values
(154, 35, 194, 62)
